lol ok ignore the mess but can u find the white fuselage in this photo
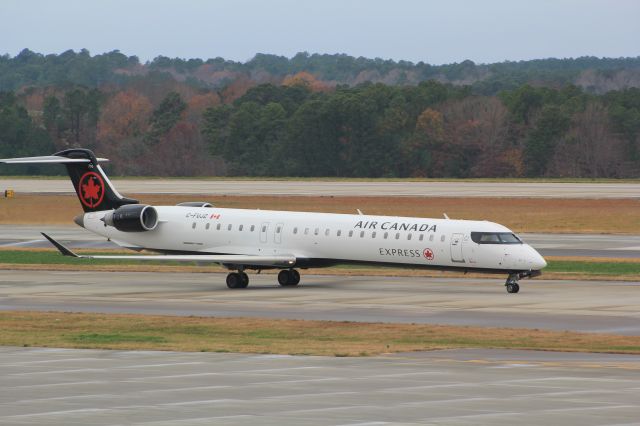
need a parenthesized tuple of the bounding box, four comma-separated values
(81, 206, 547, 273)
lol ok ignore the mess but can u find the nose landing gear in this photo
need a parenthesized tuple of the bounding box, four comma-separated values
(505, 274, 520, 294)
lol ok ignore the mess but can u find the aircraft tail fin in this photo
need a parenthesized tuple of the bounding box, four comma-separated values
(0, 148, 138, 212)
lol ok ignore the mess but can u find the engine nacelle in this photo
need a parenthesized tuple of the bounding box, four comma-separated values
(103, 205, 158, 232)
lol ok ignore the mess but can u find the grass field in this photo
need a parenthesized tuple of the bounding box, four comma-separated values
(1, 249, 640, 281)
(2, 194, 640, 233)
(2, 311, 640, 356)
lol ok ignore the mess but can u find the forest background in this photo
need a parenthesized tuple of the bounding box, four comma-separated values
(1, 49, 639, 178)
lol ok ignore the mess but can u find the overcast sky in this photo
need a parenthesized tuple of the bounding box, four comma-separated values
(2, 0, 639, 64)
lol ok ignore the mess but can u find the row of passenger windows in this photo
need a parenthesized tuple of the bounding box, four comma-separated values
(292, 227, 441, 241)
(193, 222, 263, 232)
(191, 222, 444, 242)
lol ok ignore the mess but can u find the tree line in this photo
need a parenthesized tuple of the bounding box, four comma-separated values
(204, 82, 640, 178)
(2, 49, 640, 95)
(0, 50, 639, 178)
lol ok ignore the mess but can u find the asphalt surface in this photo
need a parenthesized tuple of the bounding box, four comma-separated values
(2, 270, 640, 335)
(1, 347, 639, 425)
(2, 178, 640, 198)
(2, 224, 639, 258)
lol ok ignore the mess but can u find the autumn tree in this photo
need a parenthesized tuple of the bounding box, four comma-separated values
(282, 71, 330, 92)
(97, 91, 153, 142)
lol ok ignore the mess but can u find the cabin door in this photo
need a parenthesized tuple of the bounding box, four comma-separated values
(450, 233, 465, 263)
(274, 223, 284, 244)
(260, 222, 270, 243)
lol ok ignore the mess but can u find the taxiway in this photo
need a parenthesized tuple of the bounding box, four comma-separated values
(1, 270, 639, 335)
(1, 347, 638, 425)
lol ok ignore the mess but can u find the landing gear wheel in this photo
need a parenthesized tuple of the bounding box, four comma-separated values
(226, 272, 245, 289)
(278, 270, 290, 286)
(506, 282, 520, 294)
(278, 269, 300, 287)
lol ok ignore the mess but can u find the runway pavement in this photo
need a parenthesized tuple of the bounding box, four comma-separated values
(1, 347, 639, 425)
(2, 178, 640, 198)
(2, 224, 639, 258)
(2, 270, 640, 335)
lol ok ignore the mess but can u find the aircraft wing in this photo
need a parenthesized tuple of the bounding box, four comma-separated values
(41, 233, 296, 268)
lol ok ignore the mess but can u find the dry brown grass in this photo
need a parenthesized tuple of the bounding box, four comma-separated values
(2, 194, 639, 233)
(2, 311, 640, 356)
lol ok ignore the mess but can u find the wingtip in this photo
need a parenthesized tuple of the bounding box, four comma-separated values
(41, 232, 79, 257)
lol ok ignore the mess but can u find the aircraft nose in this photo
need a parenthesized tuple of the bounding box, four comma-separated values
(528, 245, 547, 269)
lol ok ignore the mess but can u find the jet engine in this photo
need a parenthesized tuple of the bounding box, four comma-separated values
(103, 205, 158, 232)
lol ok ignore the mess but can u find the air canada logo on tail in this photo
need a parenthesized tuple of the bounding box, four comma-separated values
(78, 171, 104, 208)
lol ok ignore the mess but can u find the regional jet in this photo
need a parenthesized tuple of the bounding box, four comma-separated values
(1, 149, 546, 293)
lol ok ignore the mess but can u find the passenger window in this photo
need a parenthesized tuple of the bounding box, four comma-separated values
(250, 225, 255, 232)
(325, 229, 330, 236)
(395, 233, 400, 240)
(228, 224, 233, 231)
(384, 232, 388, 239)
(419, 234, 424, 241)
(276, 226, 281, 233)
(314, 228, 319, 235)
(407, 233, 412, 240)
(205, 223, 210, 230)
(349, 230, 353, 237)
(441, 235, 445, 242)
(262, 225, 266, 232)
(217, 223, 221, 230)
(429, 234, 434, 242)
(337, 230, 342, 237)
(304, 228, 309, 235)
(293, 227, 298, 234)
(360, 231, 365, 238)
(239, 224, 243, 231)
(192, 222, 196, 229)
(372, 231, 376, 238)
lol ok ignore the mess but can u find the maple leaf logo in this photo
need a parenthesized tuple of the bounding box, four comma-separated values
(78, 172, 104, 208)
(423, 248, 434, 261)
(82, 178, 100, 201)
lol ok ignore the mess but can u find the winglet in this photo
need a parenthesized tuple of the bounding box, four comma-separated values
(41, 233, 80, 257)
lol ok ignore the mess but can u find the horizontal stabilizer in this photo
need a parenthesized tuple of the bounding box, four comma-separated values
(41, 233, 296, 268)
(41, 232, 80, 257)
(0, 155, 109, 164)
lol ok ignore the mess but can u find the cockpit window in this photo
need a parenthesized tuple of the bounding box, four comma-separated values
(471, 232, 522, 244)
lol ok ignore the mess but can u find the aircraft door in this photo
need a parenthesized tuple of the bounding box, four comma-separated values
(450, 233, 465, 263)
(274, 223, 284, 244)
(260, 222, 269, 243)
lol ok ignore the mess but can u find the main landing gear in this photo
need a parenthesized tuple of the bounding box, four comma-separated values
(226, 269, 301, 289)
(226, 271, 249, 289)
(278, 269, 300, 287)
(505, 274, 520, 294)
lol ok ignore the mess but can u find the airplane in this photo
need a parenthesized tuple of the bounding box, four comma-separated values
(1, 148, 547, 293)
